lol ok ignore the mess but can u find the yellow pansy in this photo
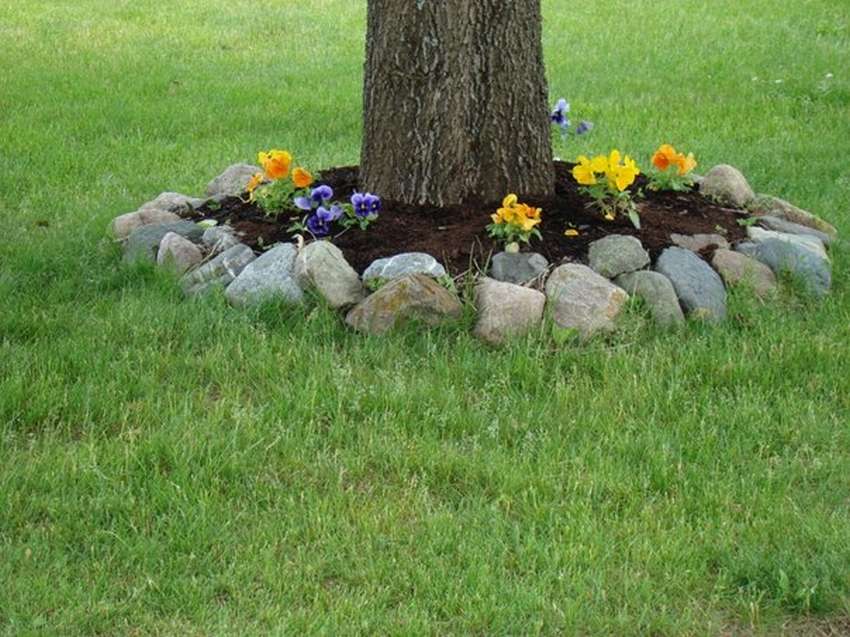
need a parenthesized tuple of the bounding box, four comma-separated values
(676, 152, 697, 176)
(572, 156, 598, 186)
(258, 150, 292, 180)
(246, 172, 264, 195)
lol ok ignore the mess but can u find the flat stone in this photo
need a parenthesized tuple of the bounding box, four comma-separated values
(489, 252, 549, 285)
(700, 165, 755, 208)
(545, 264, 629, 338)
(473, 278, 546, 345)
(206, 163, 263, 198)
(224, 243, 303, 307)
(362, 252, 447, 284)
(711, 249, 777, 299)
(345, 274, 463, 335)
(748, 195, 837, 240)
(746, 226, 828, 260)
(124, 221, 204, 263)
(180, 243, 256, 297)
(157, 232, 204, 274)
(614, 271, 684, 327)
(655, 247, 727, 322)
(202, 225, 242, 256)
(111, 208, 182, 240)
(757, 215, 832, 246)
(587, 234, 650, 278)
(670, 233, 730, 252)
(294, 241, 365, 310)
(736, 239, 831, 298)
(139, 192, 204, 213)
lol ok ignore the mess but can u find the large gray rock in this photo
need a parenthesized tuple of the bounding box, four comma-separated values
(124, 221, 204, 263)
(225, 243, 303, 307)
(711, 249, 777, 299)
(157, 232, 204, 274)
(757, 216, 832, 246)
(473, 278, 546, 345)
(345, 274, 463, 335)
(736, 239, 831, 298)
(746, 226, 828, 260)
(587, 235, 650, 278)
(545, 264, 629, 338)
(670, 233, 730, 253)
(206, 163, 262, 198)
(202, 225, 242, 256)
(111, 208, 181, 240)
(139, 192, 204, 213)
(294, 241, 365, 309)
(655, 247, 727, 321)
(614, 271, 684, 327)
(362, 252, 446, 284)
(180, 243, 256, 297)
(700, 165, 755, 208)
(489, 252, 549, 285)
(748, 195, 838, 239)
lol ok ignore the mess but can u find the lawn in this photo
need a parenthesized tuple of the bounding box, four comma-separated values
(1, 0, 850, 634)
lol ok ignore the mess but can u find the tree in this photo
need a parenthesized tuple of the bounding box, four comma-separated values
(359, 0, 554, 208)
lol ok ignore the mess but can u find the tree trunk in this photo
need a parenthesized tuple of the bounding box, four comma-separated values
(360, 0, 555, 208)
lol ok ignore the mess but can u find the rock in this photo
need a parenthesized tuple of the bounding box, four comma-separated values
(670, 233, 730, 252)
(111, 208, 182, 240)
(655, 247, 727, 321)
(737, 239, 831, 298)
(711, 249, 777, 299)
(746, 226, 828, 260)
(294, 241, 365, 309)
(489, 252, 549, 285)
(473, 278, 546, 345)
(345, 274, 463, 335)
(748, 195, 838, 240)
(700, 165, 755, 208)
(156, 232, 203, 274)
(206, 163, 262, 198)
(614, 271, 685, 327)
(139, 192, 204, 213)
(224, 243, 303, 307)
(756, 215, 832, 246)
(202, 225, 242, 256)
(587, 235, 650, 278)
(545, 264, 629, 338)
(362, 252, 447, 285)
(123, 221, 204, 263)
(180, 243, 256, 297)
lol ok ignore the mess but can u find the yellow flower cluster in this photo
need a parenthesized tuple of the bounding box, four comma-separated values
(651, 144, 697, 176)
(248, 149, 314, 195)
(490, 194, 542, 232)
(572, 150, 640, 192)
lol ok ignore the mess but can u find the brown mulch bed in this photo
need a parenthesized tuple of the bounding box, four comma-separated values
(185, 161, 749, 276)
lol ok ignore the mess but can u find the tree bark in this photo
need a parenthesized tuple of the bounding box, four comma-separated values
(360, 0, 554, 208)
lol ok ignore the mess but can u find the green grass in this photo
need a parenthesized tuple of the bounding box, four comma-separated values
(2, 0, 850, 634)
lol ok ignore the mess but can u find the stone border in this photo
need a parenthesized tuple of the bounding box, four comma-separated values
(112, 163, 839, 345)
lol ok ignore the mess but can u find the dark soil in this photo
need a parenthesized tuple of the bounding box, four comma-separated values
(187, 161, 749, 276)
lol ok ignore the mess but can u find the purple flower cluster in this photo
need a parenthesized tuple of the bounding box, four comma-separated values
(550, 97, 592, 137)
(295, 186, 382, 238)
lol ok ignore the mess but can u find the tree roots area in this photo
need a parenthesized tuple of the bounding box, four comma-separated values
(186, 162, 748, 277)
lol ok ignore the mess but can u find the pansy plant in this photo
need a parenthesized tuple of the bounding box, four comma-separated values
(486, 194, 542, 253)
(248, 148, 315, 217)
(289, 186, 382, 239)
(572, 150, 642, 229)
(648, 144, 698, 192)
(550, 97, 593, 140)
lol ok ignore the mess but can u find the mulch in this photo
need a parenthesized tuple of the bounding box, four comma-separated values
(186, 161, 749, 276)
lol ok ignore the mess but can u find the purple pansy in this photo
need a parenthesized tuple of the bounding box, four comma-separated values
(295, 185, 334, 211)
(351, 192, 381, 218)
(550, 98, 570, 129)
(306, 204, 343, 237)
